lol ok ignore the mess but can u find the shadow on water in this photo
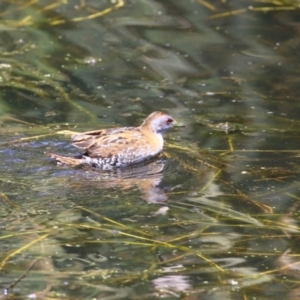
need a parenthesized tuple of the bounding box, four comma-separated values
(1, 0, 300, 299)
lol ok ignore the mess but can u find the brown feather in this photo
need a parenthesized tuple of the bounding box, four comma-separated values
(45, 152, 82, 166)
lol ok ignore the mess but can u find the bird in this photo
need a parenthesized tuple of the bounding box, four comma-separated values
(46, 111, 177, 169)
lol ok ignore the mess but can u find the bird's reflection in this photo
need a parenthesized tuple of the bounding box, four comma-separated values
(74, 158, 168, 203)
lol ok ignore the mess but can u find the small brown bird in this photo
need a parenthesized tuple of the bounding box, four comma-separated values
(47, 111, 177, 169)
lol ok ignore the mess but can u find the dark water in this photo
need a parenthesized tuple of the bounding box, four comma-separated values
(1, 0, 300, 299)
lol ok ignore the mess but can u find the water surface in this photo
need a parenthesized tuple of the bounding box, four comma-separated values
(0, 1, 300, 299)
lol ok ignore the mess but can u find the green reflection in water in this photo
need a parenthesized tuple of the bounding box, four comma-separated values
(1, 0, 300, 299)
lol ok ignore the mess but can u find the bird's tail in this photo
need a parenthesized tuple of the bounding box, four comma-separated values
(45, 152, 82, 166)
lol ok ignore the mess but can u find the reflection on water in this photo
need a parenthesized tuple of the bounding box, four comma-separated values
(152, 275, 191, 296)
(73, 159, 168, 203)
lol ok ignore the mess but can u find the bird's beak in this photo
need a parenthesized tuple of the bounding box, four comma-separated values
(173, 120, 185, 128)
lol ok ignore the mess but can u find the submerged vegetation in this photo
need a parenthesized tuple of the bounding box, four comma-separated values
(0, 0, 300, 299)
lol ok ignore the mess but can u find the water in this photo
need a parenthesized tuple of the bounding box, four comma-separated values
(0, 0, 300, 299)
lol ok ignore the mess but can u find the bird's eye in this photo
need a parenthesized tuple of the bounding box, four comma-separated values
(166, 118, 173, 124)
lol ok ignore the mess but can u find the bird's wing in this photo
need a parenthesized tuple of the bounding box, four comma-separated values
(71, 129, 108, 151)
(71, 127, 152, 161)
